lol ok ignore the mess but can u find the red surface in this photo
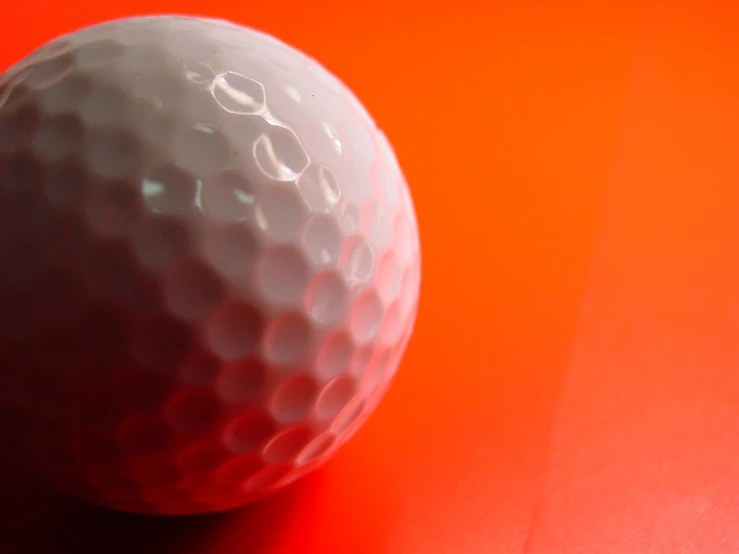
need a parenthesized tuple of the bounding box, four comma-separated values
(2, 1, 739, 553)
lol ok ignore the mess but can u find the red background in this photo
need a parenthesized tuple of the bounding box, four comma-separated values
(2, 1, 739, 552)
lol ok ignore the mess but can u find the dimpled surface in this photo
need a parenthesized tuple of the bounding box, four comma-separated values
(0, 15, 420, 515)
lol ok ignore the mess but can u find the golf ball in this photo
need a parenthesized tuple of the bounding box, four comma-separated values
(0, 15, 420, 515)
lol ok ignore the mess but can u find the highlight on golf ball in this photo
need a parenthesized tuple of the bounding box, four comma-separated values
(0, 15, 420, 515)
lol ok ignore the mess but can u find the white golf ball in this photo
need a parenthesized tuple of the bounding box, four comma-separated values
(0, 15, 420, 515)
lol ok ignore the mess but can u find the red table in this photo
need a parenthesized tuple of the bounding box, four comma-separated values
(2, 1, 739, 552)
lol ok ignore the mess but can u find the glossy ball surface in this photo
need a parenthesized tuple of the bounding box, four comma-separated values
(0, 15, 420, 515)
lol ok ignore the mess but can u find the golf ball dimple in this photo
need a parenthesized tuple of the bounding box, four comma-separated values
(0, 15, 421, 515)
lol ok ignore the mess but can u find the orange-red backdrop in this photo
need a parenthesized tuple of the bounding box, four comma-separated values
(2, 1, 739, 553)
